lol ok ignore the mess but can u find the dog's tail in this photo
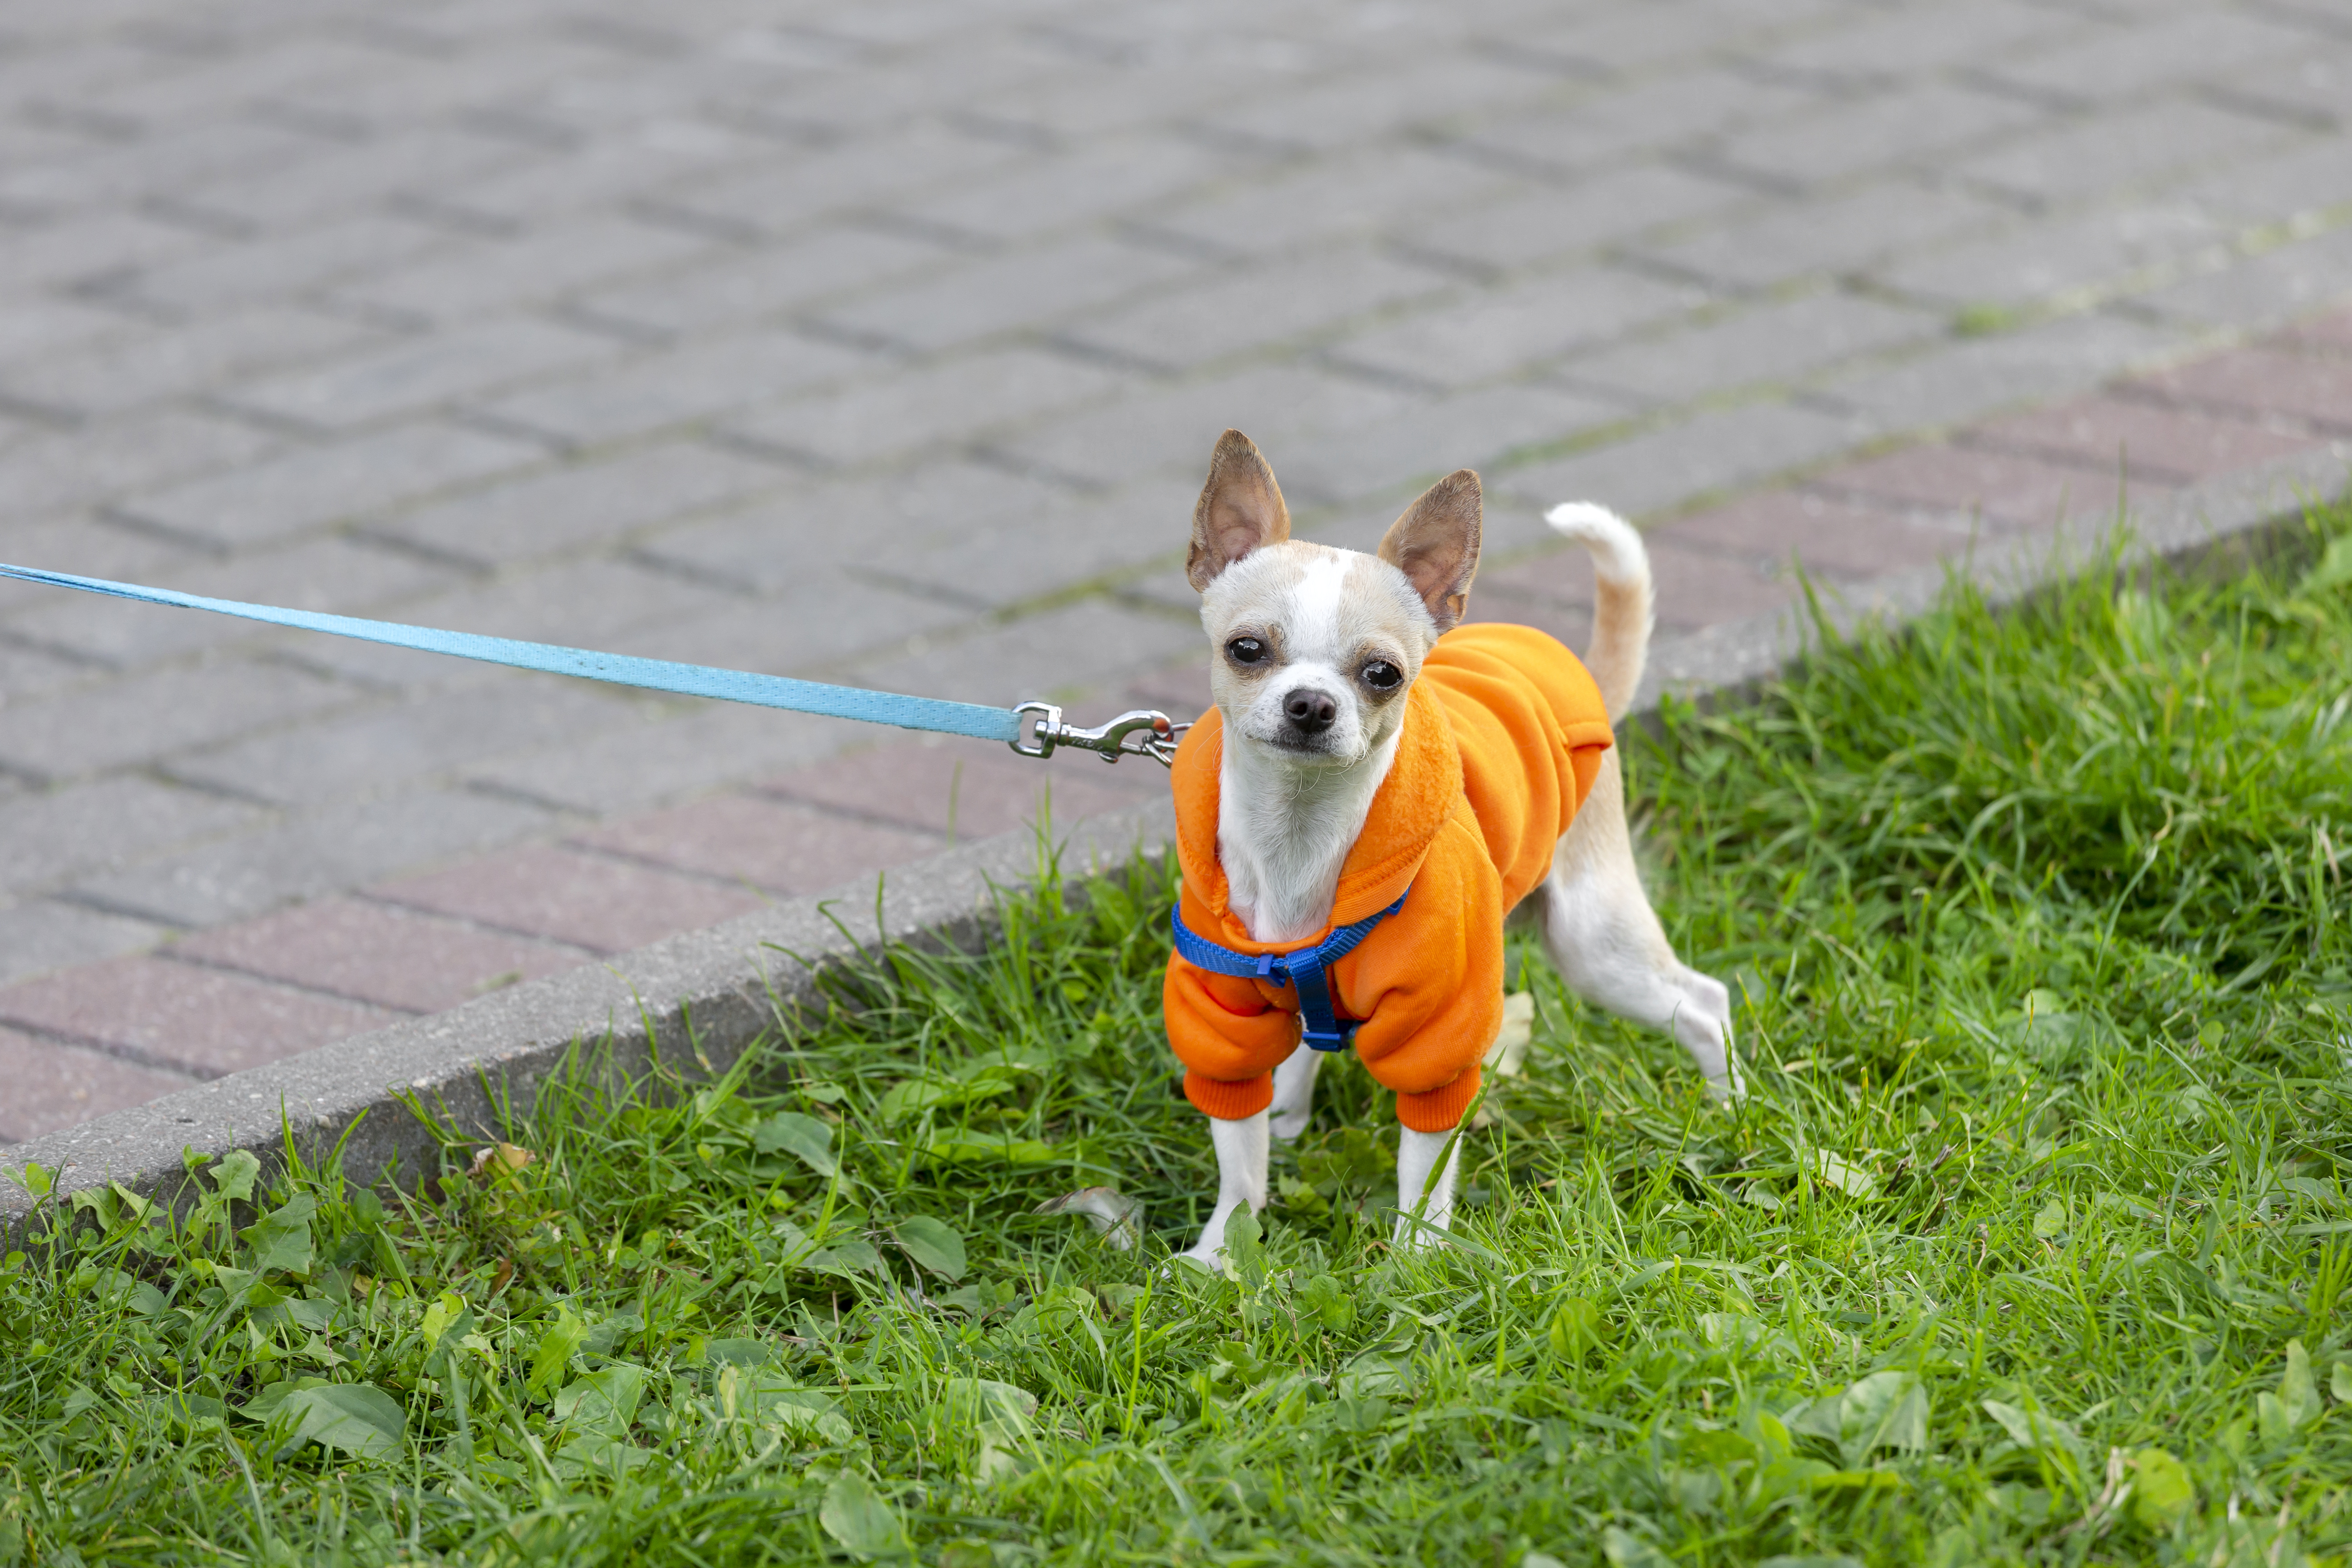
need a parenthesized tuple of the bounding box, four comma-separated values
(1543, 502, 1651, 720)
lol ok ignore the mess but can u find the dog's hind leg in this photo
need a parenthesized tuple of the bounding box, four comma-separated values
(1268, 1047, 1322, 1142)
(1538, 748, 1744, 1098)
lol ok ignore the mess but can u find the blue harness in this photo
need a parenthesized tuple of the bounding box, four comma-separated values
(1170, 890, 1409, 1052)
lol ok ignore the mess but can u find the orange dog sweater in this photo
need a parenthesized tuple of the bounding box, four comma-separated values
(1163, 622, 1615, 1132)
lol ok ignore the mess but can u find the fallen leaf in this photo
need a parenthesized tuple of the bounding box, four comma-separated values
(1032, 1187, 1142, 1250)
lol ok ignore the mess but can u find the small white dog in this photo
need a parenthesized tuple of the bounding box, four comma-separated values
(1161, 431, 1741, 1266)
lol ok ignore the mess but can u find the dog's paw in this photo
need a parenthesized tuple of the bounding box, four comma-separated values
(1269, 1109, 1312, 1142)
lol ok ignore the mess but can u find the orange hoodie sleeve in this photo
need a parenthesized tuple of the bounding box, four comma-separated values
(1338, 803, 1504, 1132)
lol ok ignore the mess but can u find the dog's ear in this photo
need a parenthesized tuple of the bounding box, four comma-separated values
(1187, 429, 1291, 591)
(1378, 469, 1482, 632)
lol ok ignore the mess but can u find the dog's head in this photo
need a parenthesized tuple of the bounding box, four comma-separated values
(1186, 429, 1481, 769)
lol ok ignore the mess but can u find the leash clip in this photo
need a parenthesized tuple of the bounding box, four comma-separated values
(1010, 702, 1189, 767)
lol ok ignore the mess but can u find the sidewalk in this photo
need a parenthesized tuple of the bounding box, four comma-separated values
(3, 0, 2350, 1140)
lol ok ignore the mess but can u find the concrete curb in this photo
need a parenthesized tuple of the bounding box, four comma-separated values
(5, 439, 2347, 1248)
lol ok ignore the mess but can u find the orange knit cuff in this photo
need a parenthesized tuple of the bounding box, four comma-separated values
(1396, 1065, 1480, 1132)
(1184, 1070, 1274, 1121)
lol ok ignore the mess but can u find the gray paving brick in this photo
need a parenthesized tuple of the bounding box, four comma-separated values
(665, 121, 1029, 240)
(181, 126, 532, 230)
(0, 411, 283, 529)
(1956, 101, 2295, 207)
(1460, 67, 1823, 176)
(0, 305, 387, 419)
(724, 346, 1130, 469)
(617, 571, 974, 676)
(817, 235, 1202, 354)
(1269, 383, 1626, 506)
(428, 131, 771, 226)
(225, 317, 619, 431)
(119, 214, 446, 312)
(957, 58, 1259, 142)
(1631, 179, 2015, 292)
(1715, 83, 2054, 191)
(332, 215, 718, 323)
(1565, 290, 1940, 407)
(0, 658, 355, 782)
(896, 134, 1238, 243)
(2174, 137, 2352, 231)
(0, 209, 209, 292)
(1067, 248, 1456, 372)
(0, 116, 324, 219)
(1883, 202, 2228, 310)
(1145, 146, 1516, 261)
(1981, 9, 2323, 105)
(373, 557, 732, 651)
(858, 471, 1200, 608)
(2202, 41, 2352, 130)
(1325, 265, 1703, 389)
(1210, 52, 1560, 152)
(578, 225, 951, 338)
(2134, 225, 2352, 332)
(1501, 0, 1855, 76)
(1490, 399, 1866, 537)
(0, 777, 263, 896)
(69, 786, 553, 928)
(477, 328, 875, 447)
(1746, 0, 2071, 83)
(0, 640, 89, 703)
(993, 363, 1419, 492)
(0, 296, 138, 365)
(6, 536, 457, 669)
(118, 422, 544, 547)
(1814, 311, 2192, 438)
(844, 595, 1200, 710)
(640, 460, 1067, 586)
(0, 899, 168, 987)
(373, 441, 784, 567)
(171, 679, 626, 807)
(466, 700, 860, 816)
(1409, 164, 1752, 275)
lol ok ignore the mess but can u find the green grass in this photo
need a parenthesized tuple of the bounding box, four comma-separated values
(8, 512, 2352, 1568)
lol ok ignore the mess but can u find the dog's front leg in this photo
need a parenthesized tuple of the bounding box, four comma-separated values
(1268, 1048, 1322, 1141)
(1392, 1127, 1461, 1250)
(1181, 1109, 1269, 1266)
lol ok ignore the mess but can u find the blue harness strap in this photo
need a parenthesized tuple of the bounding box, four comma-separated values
(1170, 889, 1409, 1052)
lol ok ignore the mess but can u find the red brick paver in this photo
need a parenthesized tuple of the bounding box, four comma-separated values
(372, 845, 765, 955)
(1808, 443, 2161, 530)
(1647, 490, 1958, 580)
(0, 957, 396, 1078)
(1961, 395, 2318, 484)
(2126, 347, 2352, 434)
(172, 897, 591, 1013)
(0, 1025, 195, 1142)
(574, 793, 942, 896)
(760, 738, 1161, 841)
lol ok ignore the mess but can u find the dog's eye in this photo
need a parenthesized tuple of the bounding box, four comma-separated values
(1226, 637, 1266, 665)
(1360, 660, 1401, 690)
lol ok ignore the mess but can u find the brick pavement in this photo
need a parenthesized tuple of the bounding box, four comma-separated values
(4, 0, 2352, 1141)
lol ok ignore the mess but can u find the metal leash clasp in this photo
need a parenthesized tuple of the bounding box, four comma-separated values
(1009, 701, 1188, 766)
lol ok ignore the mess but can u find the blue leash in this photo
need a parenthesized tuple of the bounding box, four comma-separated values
(0, 563, 1186, 765)
(1170, 889, 1409, 1051)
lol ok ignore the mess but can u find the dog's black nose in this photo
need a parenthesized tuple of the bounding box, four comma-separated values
(1282, 688, 1337, 733)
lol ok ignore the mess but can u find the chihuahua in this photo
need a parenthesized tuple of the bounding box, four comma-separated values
(1162, 431, 1741, 1266)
